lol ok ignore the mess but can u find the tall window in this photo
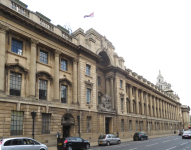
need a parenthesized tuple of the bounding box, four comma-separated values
(121, 98, 123, 110)
(121, 119, 124, 131)
(120, 80, 122, 88)
(87, 117, 91, 133)
(61, 85, 67, 103)
(98, 76, 101, 85)
(10, 111, 23, 135)
(86, 65, 90, 76)
(11, 39, 23, 55)
(39, 79, 47, 100)
(61, 59, 67, 71)
(98, 96, 101, 104)
(10, 72, 22, 96)
(40, 50, 48, 64)
(129, 120, 132, 131)
(42, 114, 51, 134)
(87, 89, 91, 104)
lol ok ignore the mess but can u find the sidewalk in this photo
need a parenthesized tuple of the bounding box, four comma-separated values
(47, 133, 176, 150)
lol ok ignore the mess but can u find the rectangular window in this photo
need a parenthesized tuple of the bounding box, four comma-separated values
(136, 121, 138, 131)
(10, 72, 22, 96)
(40, 50, 48, 64)
(121, 119, 124, 131)
(98, 76, 100, 85)
(61, 85, 67, 103)
(120, 80, 122, 88)
(129, 120, 132, 131)
(87, 89, 91, 104)
(42, 114, 51, 134)
(98, 96, 101, 104)
(39, 79, 47, 100)
(10, 111, 23, 135)
(61, 59, 67, 71)
(11, 39, 23, 55)
(87, 117, 91, 133)
(121, 98, 123, 110)
(86, 65, 90, 76)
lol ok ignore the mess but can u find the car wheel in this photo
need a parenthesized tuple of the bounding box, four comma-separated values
(134, 139, 136, 141)
(182, 137, 184, 139)
(106, 141, 110, 146)
(67, 146, 72, 150)
(141, 138, 143, 141)
(146, 137, 148, 140)
(99, 144, 101, 146)
(85, 144, 90, 149)
(117, 140, 121, 144)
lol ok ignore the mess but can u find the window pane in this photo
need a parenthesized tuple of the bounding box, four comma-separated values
(87, 89, 91, 104)
(10, 111, 23, 136)
(39, 80, 47, 100)
(61, 85, 67, 103)
(42, 114, 50, 134)
(10, 72, 22, 96)
(61, 59, 67, 71)
(40, 50, 48, 64)
(11, 39, 23, 55)
(86, 65, 90, 76)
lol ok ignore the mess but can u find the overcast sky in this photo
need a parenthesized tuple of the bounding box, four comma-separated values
(24, 0, 191, 112)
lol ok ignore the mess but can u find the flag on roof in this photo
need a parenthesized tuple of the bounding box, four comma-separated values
(84, 12, 94, 18)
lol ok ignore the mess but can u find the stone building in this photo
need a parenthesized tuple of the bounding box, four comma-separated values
(0, 0, 190, 146)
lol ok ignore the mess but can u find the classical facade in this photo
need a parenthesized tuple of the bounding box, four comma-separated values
(0, 0, 190, 146)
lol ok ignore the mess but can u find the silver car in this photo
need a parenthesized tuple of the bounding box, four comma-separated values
(98, 134, 121, 146)
(0, 137, 48, 150)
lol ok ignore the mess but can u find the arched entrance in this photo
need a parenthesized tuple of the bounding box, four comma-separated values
(61, 113, 75, 137)
(98, 51, 112, 67)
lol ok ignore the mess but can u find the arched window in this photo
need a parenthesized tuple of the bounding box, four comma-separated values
(133, 100, 136, 114)
(139, 102, 142, 115)
(126, 99, 130, 113)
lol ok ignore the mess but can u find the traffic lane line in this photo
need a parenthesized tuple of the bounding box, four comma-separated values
(163, 140, 171, 143)
(166, 146, 176, 150)
(180, 142, 188, 145)
(145, 143, 158, 147)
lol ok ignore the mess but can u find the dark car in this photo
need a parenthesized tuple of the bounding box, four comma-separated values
(57, 137, 90, 150)
(133, 132, 148, 141)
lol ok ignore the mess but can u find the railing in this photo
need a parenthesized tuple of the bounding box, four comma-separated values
(40, 19, 54, 31)
(10, 1, 29, 17)
(62, 32, 72, 41)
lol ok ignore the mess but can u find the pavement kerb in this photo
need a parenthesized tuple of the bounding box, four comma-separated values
(47, 133, 176, 150)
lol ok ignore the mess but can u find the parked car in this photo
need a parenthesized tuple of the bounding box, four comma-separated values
(182, 131, 191, 139)
(133, 132, 148, 141)
(57, 137, 90, 150)
(0, 137, 48, 150)
(178, 129, 184, 135)
(98, 134, 121, 146)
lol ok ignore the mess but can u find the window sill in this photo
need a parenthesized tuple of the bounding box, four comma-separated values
(86, 104, 93, 107)
(85, 75, 92, 78)
(59, 69, 71, 74)
(119, 88, 124, 91)
(37, 61, 52, 68)
(7, 51, 27, 59)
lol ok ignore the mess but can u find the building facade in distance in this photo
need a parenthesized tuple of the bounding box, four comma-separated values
(0, 0, 190, 146)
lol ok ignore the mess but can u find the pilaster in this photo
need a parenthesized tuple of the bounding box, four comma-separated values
(72, 58, 78, 104)
(135, 87, 139, 114)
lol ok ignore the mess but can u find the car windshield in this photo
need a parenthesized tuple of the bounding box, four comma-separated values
(99, 135, 106, 139)
(179, 129, 183, 131)
(184, 131, 191, 134)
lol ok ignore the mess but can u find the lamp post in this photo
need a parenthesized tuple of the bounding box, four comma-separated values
(77, 115, 80, 137)
(31, 111, 36, 139)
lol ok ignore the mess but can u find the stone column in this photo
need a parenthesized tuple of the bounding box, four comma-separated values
(129, 85, 133, 113)
(163, 101, 166, 119)
(150, 95, 153, 117)
(135, 87, 139, 114)
(73, 59, 78, 104)
(106, 78, 109, 95)
(141, 90, 144, 115)
(160, 99, 163, 118)
(110, 76, 114, 109)
(0, 24, 9, 95)
(54, 50, 61, 101)
(29, 39, 39, 98)
(169, 104, 171, 119)
(153, 97, 157, 117)
(145, 93, 148, 115)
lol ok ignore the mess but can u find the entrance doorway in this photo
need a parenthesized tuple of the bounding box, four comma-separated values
(63, 126, 70, 137)
(105, 118, 110, 134)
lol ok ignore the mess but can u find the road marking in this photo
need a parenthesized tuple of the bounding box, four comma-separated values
(129, 148, 137, 150)
(173, 138, 178, 140)
(166, 146, 176, 150)
(111, 144, 130, 148)
(181, 142, 188, 145)
(163, 140, 171, 143)
(146, 143, 158, 147)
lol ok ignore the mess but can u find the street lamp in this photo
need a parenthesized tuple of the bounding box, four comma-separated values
(77, 115, 80, 137)
(31, 111, 36, 139)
